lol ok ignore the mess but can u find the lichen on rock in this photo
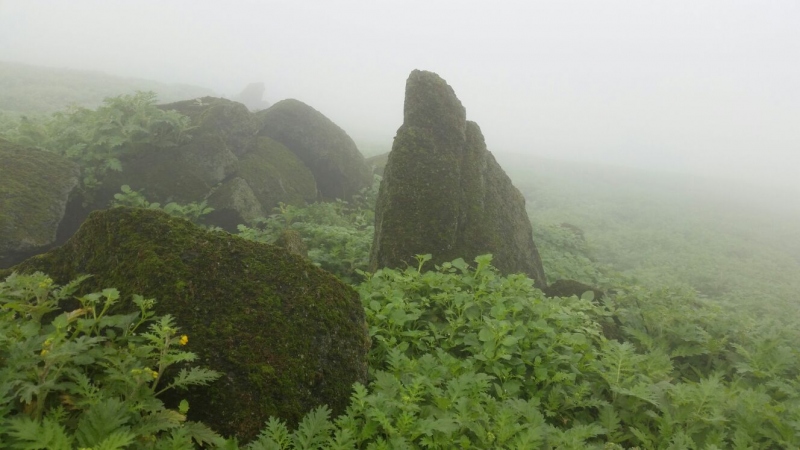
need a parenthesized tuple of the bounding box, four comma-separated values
(6, 207, 370, 441)
(369, 70, 547, 287)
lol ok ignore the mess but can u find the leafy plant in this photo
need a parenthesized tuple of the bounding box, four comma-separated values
(0, 272, 223, 449)
(237, 176, 379, 283)
(1, 91, 193, 193)
(112, 185, 214, 224)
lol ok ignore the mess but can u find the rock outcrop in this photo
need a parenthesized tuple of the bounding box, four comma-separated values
(232, 82, 271, 111)
(369, 70, 547, 287)
(0, 138, 79, 267)
(91, 98, 318, 232)
(258, 99, 372, 201)
(4, 208, 370, 440)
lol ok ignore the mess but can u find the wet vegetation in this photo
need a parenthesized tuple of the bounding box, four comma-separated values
(1, 88, 800, 448)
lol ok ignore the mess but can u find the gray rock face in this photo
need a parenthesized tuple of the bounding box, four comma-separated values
(232, 82, 271, 111)
(257, 99, 373, 201)
(369, 70, 547, 287)
(0, 139, 79, 267)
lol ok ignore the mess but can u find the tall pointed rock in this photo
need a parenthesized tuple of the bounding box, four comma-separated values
(369, 70, 547, 287)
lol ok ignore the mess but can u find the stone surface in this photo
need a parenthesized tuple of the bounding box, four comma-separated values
(369, 70, 547, 287)
(0, 138, 79, 268)
(5, 208, 370, 440)
(258, 99, 372, 201)
(235, 136, 318, 211)
(274, 229, 309, 258)
(204, 176, 264, 232)
(232, 82, 271, 111)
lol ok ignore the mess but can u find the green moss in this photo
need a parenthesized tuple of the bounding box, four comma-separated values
(257, 99, 372, 201)
(369, 71, 547, 287)
(237, 136, 317, 210)
(274, 229, 309, 258)
(205, 177, 264, 231)
(0, 138, 79, 267)
(160, 97, 261, 157)
(8, 207, 369, 441)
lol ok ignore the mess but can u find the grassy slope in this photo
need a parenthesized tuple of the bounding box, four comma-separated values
(496, 152, 800, 321)
(0, 61, 213, 115)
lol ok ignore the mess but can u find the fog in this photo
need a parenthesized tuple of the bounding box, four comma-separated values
(2, 1, 798, 192)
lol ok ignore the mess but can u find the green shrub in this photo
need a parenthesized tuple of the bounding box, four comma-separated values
(0, 272, 223, 449)
(1, 91, 193, 193)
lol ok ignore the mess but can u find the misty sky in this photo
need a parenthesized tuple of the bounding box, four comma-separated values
(1, 1, 798, 191)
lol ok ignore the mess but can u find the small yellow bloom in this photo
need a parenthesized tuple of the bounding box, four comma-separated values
(180, 335, 189, 346)
(152, 371, 159, 379)
(40, 349, 49, 356)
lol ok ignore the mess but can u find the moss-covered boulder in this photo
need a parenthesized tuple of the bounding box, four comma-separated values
(257, 99, 372, 201)
(236, 136, 318, 210)
(369, 70, 547, 287)
(274, 229, 309, 258)
(95, 98, 316, 222)
(160, 97, 262, 157)
(0, 138, 79, 268)
(7, 207, 369, 440)
(204, 177, 264, 231)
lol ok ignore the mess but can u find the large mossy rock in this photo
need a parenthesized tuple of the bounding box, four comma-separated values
(236, 136, 318, 209)
(160, 97, 262, 157)
(369, 70, 547, 287)
(257, 99, 372, 201)
(94, 98, 316, 221)
(0, 138, 79, 268)
(7, 207, 370, 440)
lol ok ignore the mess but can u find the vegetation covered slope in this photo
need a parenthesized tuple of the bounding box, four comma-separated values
(2, 74, 800, 447)
(497, 153, 800, 321)
(0, 61, 213, 116)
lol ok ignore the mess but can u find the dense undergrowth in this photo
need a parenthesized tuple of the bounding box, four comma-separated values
(2, 94, 800, 448)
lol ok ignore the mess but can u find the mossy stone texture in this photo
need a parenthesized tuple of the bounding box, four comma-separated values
(0, 138, 79, 267)
(7, 207, 370, 441)
(369, 70, 547, 287)
(258, 99, 372, 201)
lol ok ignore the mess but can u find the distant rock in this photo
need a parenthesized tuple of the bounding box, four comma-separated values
(258, 99, 372, 201)
(0, 138, 79, 267)
(369, 70, 547, 287)
(366, 152, 389, 176)
(4, 207, 370, 441)
(232, 82, 271, 111)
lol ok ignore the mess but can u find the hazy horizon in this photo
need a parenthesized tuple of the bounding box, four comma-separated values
(2, 1, 798, 193)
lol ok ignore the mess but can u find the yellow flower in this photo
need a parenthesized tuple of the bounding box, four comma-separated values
(152, 370, 159, 379)
(180, 335, 189, 346)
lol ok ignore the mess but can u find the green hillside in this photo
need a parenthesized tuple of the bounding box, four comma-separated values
(0, 61, 213, 115)
(497, 152, 800, 320)
(3, 93, 800, 448)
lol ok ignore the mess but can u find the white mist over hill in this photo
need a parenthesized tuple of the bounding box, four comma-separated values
(1, 0, 798, 193)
